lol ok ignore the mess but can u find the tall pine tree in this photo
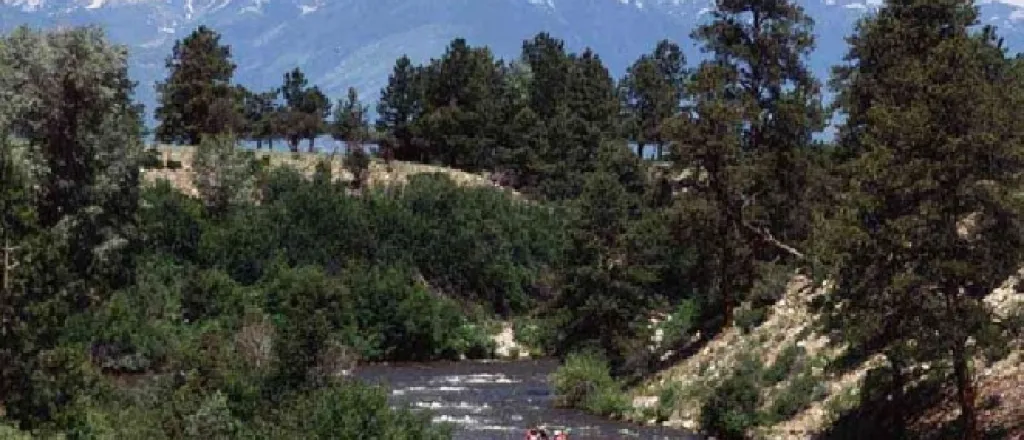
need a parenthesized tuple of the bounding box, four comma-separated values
(376, 55, 424, 162)
(155, 25, 239, 145)
(417, 38, 504, 170)
(819, 1, 1024, 437)
(669, 0, 821, 327)
(620, 40, 686, 159)
(278, 68, 330, 152)
(694, 0, 824, 247)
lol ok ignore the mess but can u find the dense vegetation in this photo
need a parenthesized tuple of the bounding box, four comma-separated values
(2, 0, 1024, 438)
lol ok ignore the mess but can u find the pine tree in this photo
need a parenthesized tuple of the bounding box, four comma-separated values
(620, 40, 686, 159)
(333, 87, 372, 187)
(241, 87, 279, 150)
(567, 48, 619, 137)
(334, 87, 370, 148)
(669, 0, 820, 327)
(521, 33, 573, 121)
(376, 55, 424, 162)
(693, 0, 825, 247)
(820, 1, 1024, 437)
(554, 168, 654, 374)
(666, 62, 757, 330)
(155, 25, 239, 145)
(278, 68, 330, 152)
(416, 38, 503, 170)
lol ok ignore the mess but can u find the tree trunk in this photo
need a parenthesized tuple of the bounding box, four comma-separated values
(308, 137, 315, 153)
(890, 355, 908, 440)
(289, 136, 299, 153)
(256, 139, 262, 150)
(720, 224, 734, 328)
(954, 339, 979, 440)
(268, 138, 274, 151)
(946, 286, 979, 440)
(637, 143, 645, 159)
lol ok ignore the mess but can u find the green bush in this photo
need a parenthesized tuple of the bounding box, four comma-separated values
(763, 371, 826, 424)
(261, 265, 359, 389)
(660, 299, 700, 346)
(761, 344, 803, 385)
(183, 391, 241, 440)
(140, 181, 204, 262)
(550, 351, 629, 417)
(264, 383, 453, 439)
(701, 354, 763, 440)
(656, 381, 683, 422)
(182, 269, 253, 323)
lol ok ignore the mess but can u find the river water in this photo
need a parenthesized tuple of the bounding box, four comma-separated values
(354, 359, 699, 440)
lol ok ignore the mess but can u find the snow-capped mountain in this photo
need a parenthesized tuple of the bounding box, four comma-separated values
(3, 0, 1024, 125)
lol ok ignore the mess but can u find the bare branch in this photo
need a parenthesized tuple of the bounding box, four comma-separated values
(742, 221, 806, 260)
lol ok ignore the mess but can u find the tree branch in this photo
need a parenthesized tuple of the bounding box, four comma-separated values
(742, 221, 806, 260)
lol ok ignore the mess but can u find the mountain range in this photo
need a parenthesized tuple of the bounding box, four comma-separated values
(4, 0, 1024, 125)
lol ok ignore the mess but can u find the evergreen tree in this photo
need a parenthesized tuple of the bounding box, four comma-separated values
(666, 61, 757, 330)
(376, 55, 424, 162)
(567, 48, 619, 137)
(278, 68, 330, 152)
(334, 87, 372, 188)
(693, 0, 825, 247)
(553, 148, 656, 374)
(334, 87, 371, 150)
(155, 25, 239, 145)
(521, 33, 573, 121)
(669, 0, 820, 327)
(416, 38, 504, 170)
(620, 40, 686, 159)
(819, 2, 1024, 437)
(241, 87, 279, 150)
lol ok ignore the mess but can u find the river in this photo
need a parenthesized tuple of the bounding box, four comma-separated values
(354, 359, 699, 440)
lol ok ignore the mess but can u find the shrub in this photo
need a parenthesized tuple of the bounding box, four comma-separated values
(763, 371, 826, 424)
(270, 383, 453, 439)
(141, 149, 163, 168)
(182, 269, 251, 323)
(761, 344, 803, 385)
(140, 181, 204, 262)
(550, 351, 628, 417)
(184, 391, 241, 440)
(344, 145, 370, 188)
(701, 354, 762, 440)
(656, 381, 683, 422)
(660, 299, 700, 346)
(233, 310, 276, 372)
(262, 266, 359, 389)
